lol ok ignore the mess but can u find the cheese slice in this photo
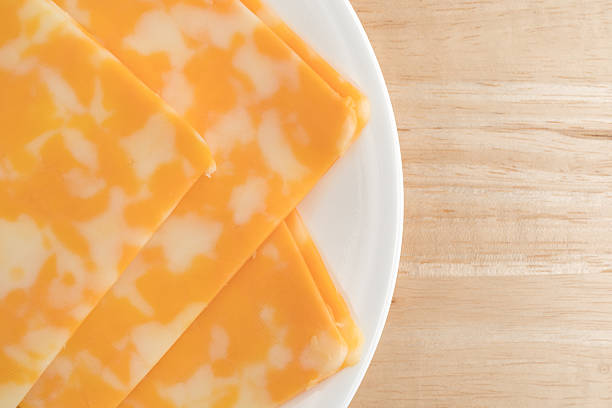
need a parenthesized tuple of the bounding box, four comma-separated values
(237, 0, 366, 366)
(286, 211, 363, 366)
(239, 0, 366, 366)
(21, 1, 364, 407)
(239, 0, 370, 139)
(116, 213, 360, 408)
(119, 222, 348, 408)
(0, 1, 214, 406)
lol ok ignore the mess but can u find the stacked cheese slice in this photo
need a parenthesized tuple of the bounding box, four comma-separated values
(0, 1, 214, 406)
(0, 0, 368, 407)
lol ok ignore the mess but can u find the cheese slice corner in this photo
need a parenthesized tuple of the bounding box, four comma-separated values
(119, 222, 349, 408)
(239, 0, 371, 144)
(114, 215, 361, 408)
(286, 211, 363, 367)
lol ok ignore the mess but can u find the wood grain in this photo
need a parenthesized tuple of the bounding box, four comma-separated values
(354, 275, 612, 407)
(349, 0, 612, 406)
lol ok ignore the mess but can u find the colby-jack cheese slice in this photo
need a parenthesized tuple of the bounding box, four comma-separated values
(117, 211, 361, 408)
(239, 0, 370, 139)
(0, 0, 214, 406)
(120, 222, 348, 408)
(239, 0, 366, 366)
(22, 0, 364, 407)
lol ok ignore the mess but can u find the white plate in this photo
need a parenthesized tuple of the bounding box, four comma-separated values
(262, 1, 403, 406)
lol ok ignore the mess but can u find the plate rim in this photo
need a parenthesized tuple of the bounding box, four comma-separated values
(337, 0, 403, 406)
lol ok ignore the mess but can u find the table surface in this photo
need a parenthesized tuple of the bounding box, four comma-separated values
(349, 0, 612, 406)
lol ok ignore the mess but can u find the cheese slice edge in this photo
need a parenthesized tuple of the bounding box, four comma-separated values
(286, 211, 364, 367)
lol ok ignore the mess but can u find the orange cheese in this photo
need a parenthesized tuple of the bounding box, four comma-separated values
(239, 0, 370, 138)
(240, 0, 366, 366)
(120, 222, 348, 408)
(116, 213, 360, 408)
(238, 0, 366, 366)
(286, 211, 363, 366)
(0, 0, 214, 406)
(21, 1, 364, 407)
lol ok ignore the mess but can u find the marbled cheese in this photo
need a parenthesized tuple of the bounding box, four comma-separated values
(238, 0, 366, 365)
(286, 211, 363, 367)
(119, 223, 348, 408)
(240, 0, 371, 141)
(115, 212, 361, 408)
(0, 0, 214, 406)
(21, 1, 365, 407)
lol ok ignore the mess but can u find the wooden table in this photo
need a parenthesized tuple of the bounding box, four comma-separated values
(349, 1, 612, 406)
